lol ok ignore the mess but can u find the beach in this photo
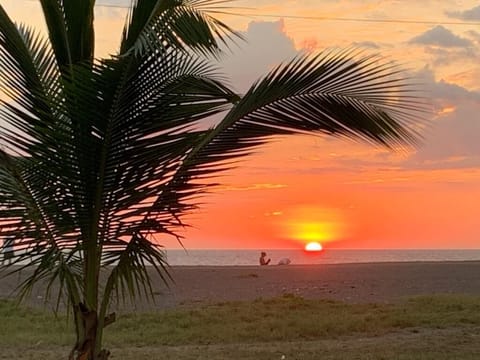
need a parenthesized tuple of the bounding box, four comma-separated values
(2, 261, 480, 309)
(3, 261, 480, 359)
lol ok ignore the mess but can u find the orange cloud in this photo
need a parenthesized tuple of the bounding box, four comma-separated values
(219, 183, 287, 191)
(437, 106, 456, 116)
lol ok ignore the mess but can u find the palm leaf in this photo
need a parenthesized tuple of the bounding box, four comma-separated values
(120, 0, 241, 57)
(89, 50, 238, 305)
(0, 150, 82, 312)
(39, 0, 95, 67)
(0, 7, 86, 311)
(138, 49, 426, 233)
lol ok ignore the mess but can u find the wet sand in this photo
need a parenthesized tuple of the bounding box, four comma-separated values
(2, 262, 480, 310)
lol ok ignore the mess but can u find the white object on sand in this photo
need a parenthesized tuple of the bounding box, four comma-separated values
(277, 258, 291, 265)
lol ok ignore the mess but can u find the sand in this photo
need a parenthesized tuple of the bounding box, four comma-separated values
(2, 261, 480, 310)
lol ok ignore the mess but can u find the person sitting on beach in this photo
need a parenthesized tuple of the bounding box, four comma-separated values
(259, 252, 271, 265)
(277, 258, 291, 265)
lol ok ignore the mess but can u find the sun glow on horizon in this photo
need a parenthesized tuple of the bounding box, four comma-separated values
(305, 241, 323, 252)
(279, 206, 346, 247)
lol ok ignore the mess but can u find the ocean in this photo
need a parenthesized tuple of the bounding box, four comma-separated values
(163, 249, 480, 266)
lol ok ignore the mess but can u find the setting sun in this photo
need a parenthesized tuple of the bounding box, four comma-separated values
(305, 242, 323, 252)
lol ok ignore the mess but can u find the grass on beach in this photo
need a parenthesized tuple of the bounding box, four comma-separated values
(2, 294, 480, 359)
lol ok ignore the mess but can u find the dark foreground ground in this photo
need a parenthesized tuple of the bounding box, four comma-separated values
(3, 262, 480, 359)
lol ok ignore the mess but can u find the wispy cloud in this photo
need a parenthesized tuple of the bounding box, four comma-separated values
(446, 5, 480, 21)
(219, 183, 287, 191)
(409, 25, 473, 48)
(351, 41, 381, 49)
(264, 211, 283, 216)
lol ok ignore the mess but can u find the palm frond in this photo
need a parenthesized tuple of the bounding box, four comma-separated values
(72, 48, 238, 312)
(87, 49, 236, 246)
(136, 49, 427, 234)
(0, 7, 62, 155)
(100, 233, 170, 309)
(120, 0, 241, 57)
(0, 8, 88, 309)
(39, 0, 95, 68)
(230, 49, 424, 146)
(0, 150, 82, 312)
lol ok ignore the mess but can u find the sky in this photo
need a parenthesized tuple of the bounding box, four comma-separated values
(2, 0, 480, 250)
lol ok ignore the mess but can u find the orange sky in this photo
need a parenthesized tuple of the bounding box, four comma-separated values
(2, 0, 480, 249)
(173, 136, 480, 249)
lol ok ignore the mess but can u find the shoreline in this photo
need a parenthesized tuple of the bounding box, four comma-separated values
(165, 259, 480, 267)
(162, 248, 480, 267)
(2, 261, 480, 310)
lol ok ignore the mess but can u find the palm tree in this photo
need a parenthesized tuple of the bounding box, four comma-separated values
(0, 0, 424, 359)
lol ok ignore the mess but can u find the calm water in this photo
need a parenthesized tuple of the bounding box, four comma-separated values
(164, 249, 480, 266)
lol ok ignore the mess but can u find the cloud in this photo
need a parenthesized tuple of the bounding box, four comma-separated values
(219, 20, 298, 92)
(409, 25, 473, 48)
(264, 211, 283, 217)
(417, 67, 480, 101)
(446, 5, 480, 21)
(220, 183, 287, 191)
(351, 41, 381, 49)
(445, 67, 480, 90)
(405, 68, 480, 168)
(214, 19, 480, 177)
(94, 5, 126, 20)
(269, 68, 480, 174)
(467, 30, 480, 43)
(423, 46, 477, 66)
(412, 28, 480, 69)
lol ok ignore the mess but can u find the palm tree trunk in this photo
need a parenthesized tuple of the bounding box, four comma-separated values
(69, 291, 115, 359)
(70, 303, 104, 360)
(80, 232, 101, 359)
